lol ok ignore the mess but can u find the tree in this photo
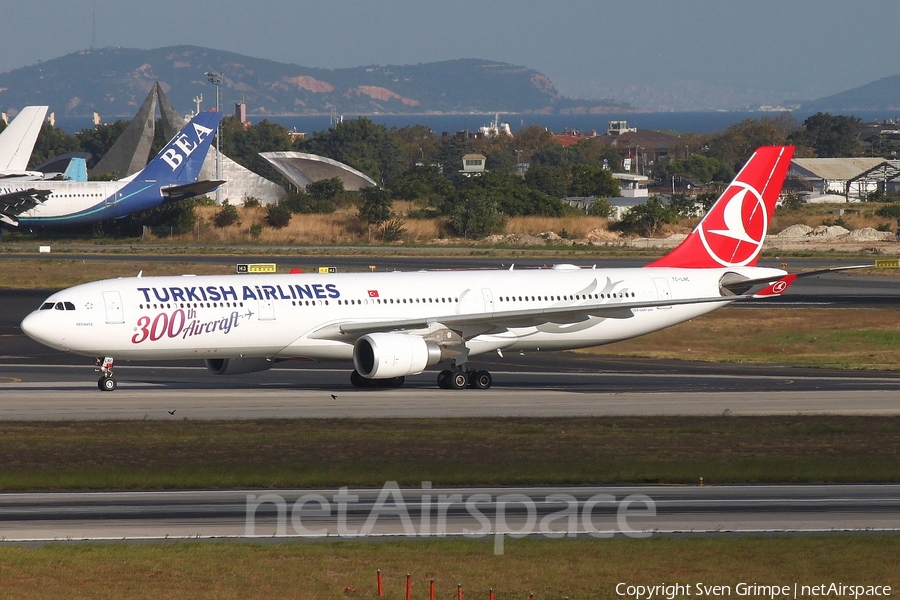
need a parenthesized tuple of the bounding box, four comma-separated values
(568, 164, 619, 198)
(213, 201, 241, 228)
(29, 123, 80, 169)
(357, 187, 393, 242)
(306, 177, 345, 201)
(75, 121, 128, 169)
(299, 117, 403, 183)
(456, 170, 563, 217)
(616, 197, 676, 237)
(529, 144, 569, 167)
(668, 193, 702, 218)
(788, 112, 863, 158)
(512, 125, 558, 164)
(706, 115, 797, 168)
(449, 189, 507, 239)
(387, 165, 454, 207)
(660, 154, 731, 184)
(524, 164, 569, 198)
(266, 203, 292, 228)
(588, 198, 614, 218)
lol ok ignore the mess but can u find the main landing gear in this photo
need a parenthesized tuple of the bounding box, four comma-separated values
(95, 356, 117, 392)
(436, 368, 492, 390)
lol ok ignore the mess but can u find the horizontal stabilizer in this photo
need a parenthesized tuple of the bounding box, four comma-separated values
(752, 274, 798, 298)
(161, 180, 225, 202)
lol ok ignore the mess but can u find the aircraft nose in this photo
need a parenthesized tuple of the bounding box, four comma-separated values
(21, 311, 59, 346)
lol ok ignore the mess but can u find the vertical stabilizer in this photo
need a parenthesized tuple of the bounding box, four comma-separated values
(646, 146, 794, 269)
(0, 106, 48, 171)
(135, 111, 222, 183)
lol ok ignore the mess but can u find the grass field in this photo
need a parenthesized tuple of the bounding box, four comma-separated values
(1, 416, 898, 491)
(1, 536, 897, 599)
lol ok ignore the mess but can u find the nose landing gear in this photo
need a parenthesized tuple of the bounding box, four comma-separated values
(95, 356, 117, 392)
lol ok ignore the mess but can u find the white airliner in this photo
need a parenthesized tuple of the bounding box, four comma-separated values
(0, 110, 223, 228)
(23, 146, 825, 392)
(0, 106, 48, 180)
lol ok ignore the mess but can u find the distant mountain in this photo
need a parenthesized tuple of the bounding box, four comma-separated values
(801, 74, 900, 113)
(0, 46, 631, 118)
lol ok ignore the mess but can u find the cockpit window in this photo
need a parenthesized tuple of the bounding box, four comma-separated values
(49, 302, 76, 311)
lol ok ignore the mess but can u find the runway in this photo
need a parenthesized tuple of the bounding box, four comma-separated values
(2, 274, 900, 418)
(2, 484, 898, 543)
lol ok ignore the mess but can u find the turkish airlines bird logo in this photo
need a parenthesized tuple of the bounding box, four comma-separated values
(698, 182, 767, 267)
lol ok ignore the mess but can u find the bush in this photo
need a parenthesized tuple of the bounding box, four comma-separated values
(450, 191, 507, 239)
(615, 197, 676, 237)
(587, 198, 614, 218)
(266, 203, 292, 228)
(875, 203, 900, 219)
(778, 193, 805, 211)
(213, 201, 241, 228)
(281, 192, 336, 214)
(243, 196, 261, 208)
(380, 218, 408, 242)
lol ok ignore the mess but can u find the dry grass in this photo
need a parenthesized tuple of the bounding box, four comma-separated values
(1, 536, 897, 599)
(2, 416, 899, 490)
(770, 202, 893, 233)
(505, 215, 610, 237)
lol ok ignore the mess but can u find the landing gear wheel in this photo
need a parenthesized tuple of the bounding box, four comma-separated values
(471, 370, 492, 390)
(437, 370, 452, 389)
(450, 371, 469, 390)
(98, 376, 117, 392)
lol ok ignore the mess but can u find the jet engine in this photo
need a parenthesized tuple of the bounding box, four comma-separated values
(353, 333, 442, 379)
(205, 357, 276, 376)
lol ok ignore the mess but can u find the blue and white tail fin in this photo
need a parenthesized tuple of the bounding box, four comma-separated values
(133, 111, 222, 183)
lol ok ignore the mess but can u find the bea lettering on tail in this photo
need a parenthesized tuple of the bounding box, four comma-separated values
(647, 146, 794, 269)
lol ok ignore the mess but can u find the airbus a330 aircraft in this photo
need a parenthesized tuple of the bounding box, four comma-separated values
(24, 146, 820, 392)
(0, 110, 223, 228)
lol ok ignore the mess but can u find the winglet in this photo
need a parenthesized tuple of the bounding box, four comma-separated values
(752, 274, 797, 298)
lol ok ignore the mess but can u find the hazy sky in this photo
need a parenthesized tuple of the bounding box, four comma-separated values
(4, 1, 899, 106)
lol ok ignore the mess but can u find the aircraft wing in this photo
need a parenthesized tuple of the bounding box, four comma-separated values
(0, 188, 51, 226)
(160, 180, 225, 202)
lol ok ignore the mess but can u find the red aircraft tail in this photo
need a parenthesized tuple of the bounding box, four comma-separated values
(647, 146, 794, 269)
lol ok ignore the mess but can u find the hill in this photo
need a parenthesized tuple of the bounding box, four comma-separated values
(801, 74, 900, 113)
(0, 46, 631, 118)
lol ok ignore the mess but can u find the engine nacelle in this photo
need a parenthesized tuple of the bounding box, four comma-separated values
(353, 333, 442, 379)
(205, 357, 276, 376)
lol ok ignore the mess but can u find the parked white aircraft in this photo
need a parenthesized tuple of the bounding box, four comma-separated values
(0, 110, 222, 228)
(23, 146, 829, 391)
(0, 106, 48, 180)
